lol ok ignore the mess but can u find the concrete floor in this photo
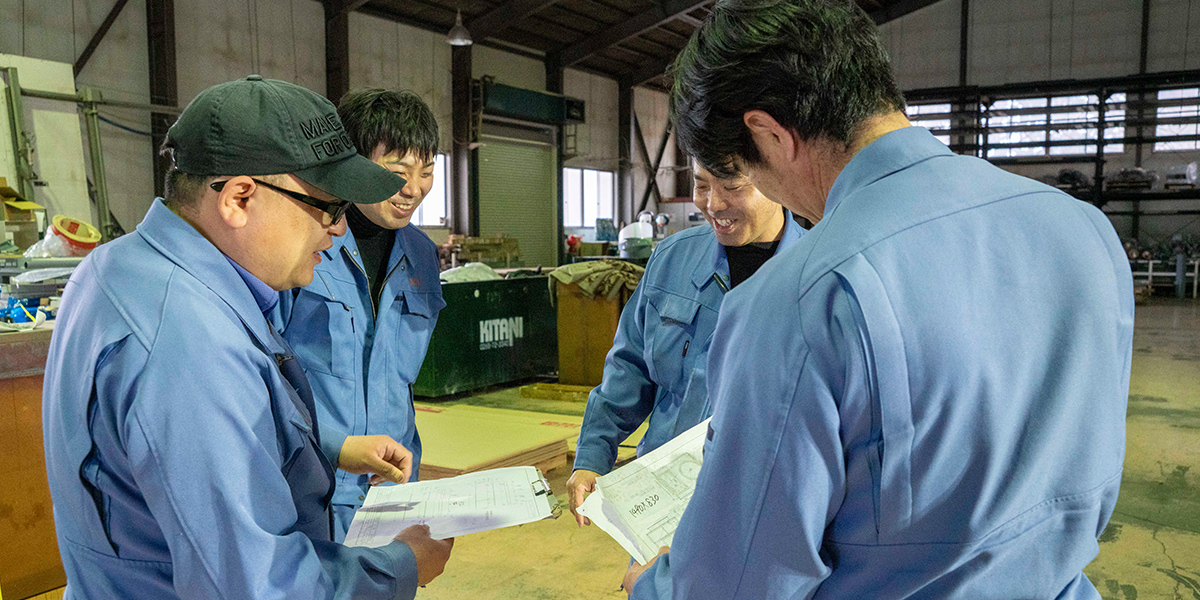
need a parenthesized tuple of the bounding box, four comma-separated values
(21, 300, 1199, 600)
(417, 299, 1200, 600)
(1083, 299, 1200, 600)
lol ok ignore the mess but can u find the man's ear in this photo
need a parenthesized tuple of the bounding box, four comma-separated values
(743, 110, 798, 163)
(215, 176, 256, 229)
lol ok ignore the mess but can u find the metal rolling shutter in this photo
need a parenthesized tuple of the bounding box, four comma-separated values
(478, 132, 559, 268)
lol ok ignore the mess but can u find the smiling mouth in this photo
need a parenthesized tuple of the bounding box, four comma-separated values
(713, 217, 736, 228)
(391, 200, 416, 211)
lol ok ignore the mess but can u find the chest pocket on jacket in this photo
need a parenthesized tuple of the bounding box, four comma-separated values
(647, 294, 702, 395)
(398, 289, 446, 321)
(287, 289, 355, 379)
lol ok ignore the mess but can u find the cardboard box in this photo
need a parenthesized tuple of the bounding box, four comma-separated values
(1, 178, 44, 251)
(555, 280, 632, 386)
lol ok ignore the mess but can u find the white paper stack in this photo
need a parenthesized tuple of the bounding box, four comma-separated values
(344, 466, 557, 547)
(577, 419, 709, 564)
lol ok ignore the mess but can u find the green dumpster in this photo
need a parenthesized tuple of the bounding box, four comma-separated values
(413, 276, 557, 397)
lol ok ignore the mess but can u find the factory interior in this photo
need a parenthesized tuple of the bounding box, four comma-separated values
(1, 0, 1199, 598)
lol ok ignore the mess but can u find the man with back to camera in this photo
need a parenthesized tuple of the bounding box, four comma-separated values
(42, 76, 453, 599)
(623, 1, 1133, 598)
(566, 163, 805, 541)
(278, 88, 446, 541)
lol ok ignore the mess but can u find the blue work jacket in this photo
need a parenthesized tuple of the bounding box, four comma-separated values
(573, 212, 805, 475)
(43, 200, 419, 600)
(633, 127, 1133, 600)
(279, 224, 445, 539)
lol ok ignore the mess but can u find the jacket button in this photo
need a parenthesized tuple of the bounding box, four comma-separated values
(358, 495, 365, 501)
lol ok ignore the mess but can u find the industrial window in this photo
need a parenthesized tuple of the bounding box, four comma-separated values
(563, 168, 615, 228)
(414, 154, 448, 227)
(984, 94, 1125, 158)
(1154, 88, 1200, 152)
(1047, 94, 1125, 156)
(907, 103, 952, 145)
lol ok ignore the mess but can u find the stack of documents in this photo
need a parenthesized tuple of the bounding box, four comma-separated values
(344, 466, 558, 546)
(576, 419, 709, 564)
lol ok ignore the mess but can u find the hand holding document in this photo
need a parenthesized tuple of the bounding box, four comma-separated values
(344, 466, 558, 547)
(576, 419, 709, 564)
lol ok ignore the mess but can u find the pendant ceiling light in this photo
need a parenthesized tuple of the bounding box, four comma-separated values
(447, 10, 473, 46)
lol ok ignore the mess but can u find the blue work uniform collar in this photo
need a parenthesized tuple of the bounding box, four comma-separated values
(824, 126, 954, 218)
(136, 199, 279, 349)
(692, 207, 806, 290)
(226, 258, 279, 314)
(318, 223, 411, 281)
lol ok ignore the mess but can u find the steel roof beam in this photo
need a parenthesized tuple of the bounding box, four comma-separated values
(558, 0, 711, 66)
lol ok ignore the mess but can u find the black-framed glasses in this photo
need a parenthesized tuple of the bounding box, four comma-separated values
(210, 178, 351, 225)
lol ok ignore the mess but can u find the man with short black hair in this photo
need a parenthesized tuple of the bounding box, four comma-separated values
(567, 164, 804, 530)
(278, 88, 446, 541)
(43, 76, 452, 600)
(624, 1, 1133, 598)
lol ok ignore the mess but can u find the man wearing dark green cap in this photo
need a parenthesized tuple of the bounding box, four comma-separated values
(42, 75, 452, 600)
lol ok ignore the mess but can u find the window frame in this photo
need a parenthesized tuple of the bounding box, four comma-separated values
(562, 167, 616, 228)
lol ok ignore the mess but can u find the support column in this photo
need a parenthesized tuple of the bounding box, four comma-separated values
(617, 79, 633, 225)
(958, 0, 969, 87)
(147, 0, 177, 198)
(545, 52, 564, 95)
(451, 44, 476, 236)
(546, 53, 565, 263)
(1132, 0, 1152, 239)
(952, 0, 972, 156)
(325, 1, 350, 102)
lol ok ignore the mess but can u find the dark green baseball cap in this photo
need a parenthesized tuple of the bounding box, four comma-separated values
(163, 75, 404, 204)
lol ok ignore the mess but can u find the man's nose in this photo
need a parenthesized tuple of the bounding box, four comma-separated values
(708, 190, 729, 212)
(401, 178, 420, 199)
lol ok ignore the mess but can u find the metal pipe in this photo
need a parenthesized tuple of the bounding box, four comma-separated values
(80, 87, 114, 242)
(3, 67, 38, 203)
(19, 87, 182, 114)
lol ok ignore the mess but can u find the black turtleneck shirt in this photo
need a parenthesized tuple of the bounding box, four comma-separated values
(724, 239, 780, 289)
(346, 205, 395, 312)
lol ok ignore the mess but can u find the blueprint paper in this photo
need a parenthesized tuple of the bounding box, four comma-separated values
(344, 466, 556, 547)
(577, 419, 709, 564)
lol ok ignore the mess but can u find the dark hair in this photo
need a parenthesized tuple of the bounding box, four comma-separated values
(337, 88, 439, 162)
(670, 0, 906, 177)
(162, 168, 212, 209)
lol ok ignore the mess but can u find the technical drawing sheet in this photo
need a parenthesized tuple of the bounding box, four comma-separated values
(577, 419, 709, 564)
(344, 466, 557, 547)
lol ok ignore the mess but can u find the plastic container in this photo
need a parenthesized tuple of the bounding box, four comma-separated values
(51, 214, 101, 255)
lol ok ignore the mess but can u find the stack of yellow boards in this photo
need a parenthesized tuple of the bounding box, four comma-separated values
(414, 404, 647, 480)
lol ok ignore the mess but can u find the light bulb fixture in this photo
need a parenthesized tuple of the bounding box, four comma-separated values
(446, 10, 473, 46)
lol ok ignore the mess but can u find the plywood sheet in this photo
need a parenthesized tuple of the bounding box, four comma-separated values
(415, 403, 647, 467)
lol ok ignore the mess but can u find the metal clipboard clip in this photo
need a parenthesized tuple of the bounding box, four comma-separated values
(531, 470, 563, 520)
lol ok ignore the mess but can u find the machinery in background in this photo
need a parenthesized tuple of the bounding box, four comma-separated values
(617, 211, 672, 260)
(440, 234, 522, 270)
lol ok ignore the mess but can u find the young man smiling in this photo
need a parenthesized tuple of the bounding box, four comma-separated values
(567, 163, 805, 535)
(279, 88, 447, 541)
